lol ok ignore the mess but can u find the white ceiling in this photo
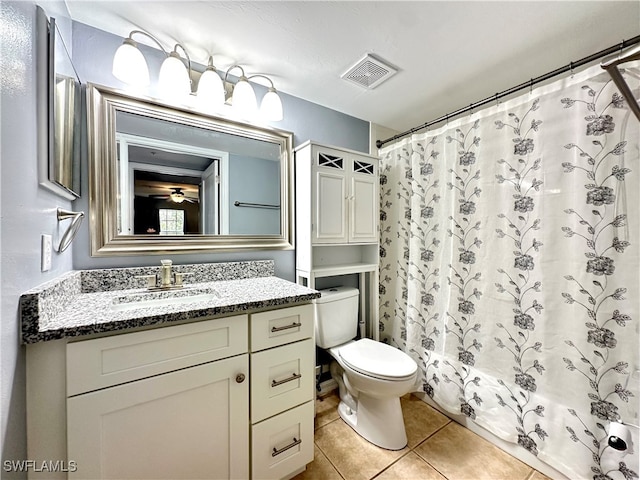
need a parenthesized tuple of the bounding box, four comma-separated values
(65, 1, 640, 133)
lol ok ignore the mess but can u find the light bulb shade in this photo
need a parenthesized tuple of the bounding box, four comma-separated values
(232, 77, 257, 117)
(159, 53, 191, 98)
(260, 88, 283, 121)
(197, 68, 225, 109)
(112, 40, 150, 86)
(170, 192, 185, 203)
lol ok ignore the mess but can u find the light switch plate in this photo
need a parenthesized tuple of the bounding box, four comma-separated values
(41, 234, 52, 271)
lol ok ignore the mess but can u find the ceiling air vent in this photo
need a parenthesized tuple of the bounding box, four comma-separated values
(341, 54, 397, 90)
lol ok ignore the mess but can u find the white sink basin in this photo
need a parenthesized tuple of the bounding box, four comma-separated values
(111, 287, 219, 312)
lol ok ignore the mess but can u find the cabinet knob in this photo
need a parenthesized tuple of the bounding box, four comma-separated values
(235, 373, 246, 383)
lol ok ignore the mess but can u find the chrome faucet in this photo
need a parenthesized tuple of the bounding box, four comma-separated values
(160, 259, 173, 288)
(136, 259, 191, 290)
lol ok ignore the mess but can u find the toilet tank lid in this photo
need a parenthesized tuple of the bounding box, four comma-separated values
(314, 286, 359, 304)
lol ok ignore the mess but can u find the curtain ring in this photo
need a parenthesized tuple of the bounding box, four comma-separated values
(495, 93, 500, 107)
(617, 40, 625, 60)
(529, 78, 534, 94)
(569, 61, 574, 78)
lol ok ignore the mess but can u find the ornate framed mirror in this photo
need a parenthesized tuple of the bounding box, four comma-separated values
(86, 84, 294, 256)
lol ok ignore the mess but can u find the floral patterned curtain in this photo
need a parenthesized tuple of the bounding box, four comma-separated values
(379, 63, 639, 479)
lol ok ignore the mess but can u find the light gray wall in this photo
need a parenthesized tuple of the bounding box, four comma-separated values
(70, 21, 370, 279)
(1, 1, 74, 475)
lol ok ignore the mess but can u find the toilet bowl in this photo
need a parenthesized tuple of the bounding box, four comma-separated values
(314, 287, 418, 450)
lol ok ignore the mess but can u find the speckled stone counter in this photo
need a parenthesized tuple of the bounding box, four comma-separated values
(20, 260, 319, 344)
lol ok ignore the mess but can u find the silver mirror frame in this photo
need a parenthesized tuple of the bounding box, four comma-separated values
(36, 7, 81, 200)
(86, 84, 294, 256)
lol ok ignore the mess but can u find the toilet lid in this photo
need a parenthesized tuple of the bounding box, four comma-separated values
(338, 339, 417, 381)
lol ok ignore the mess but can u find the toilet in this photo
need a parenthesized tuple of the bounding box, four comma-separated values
(314, 286, 418, 450)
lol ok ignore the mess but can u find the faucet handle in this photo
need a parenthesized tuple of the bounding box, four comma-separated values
(135, 274, 157, 289)
(174, 272, 192, 287)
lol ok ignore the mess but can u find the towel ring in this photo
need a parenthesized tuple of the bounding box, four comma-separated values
(57, 208, 85, 253)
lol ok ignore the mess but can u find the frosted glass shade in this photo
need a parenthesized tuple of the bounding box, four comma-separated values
(159, 53, 191, 98)
(260, 88, 283, 121)
(112, 40, 149, 86)
(170, 192, 185, 203)
(197, 68, 225, 110)
(232, 77, 257, 117)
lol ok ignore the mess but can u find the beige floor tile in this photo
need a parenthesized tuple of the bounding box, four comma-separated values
(315, 417, 408, 480)
(526, 471, 552, 480)
(374, 452, 446, 480)
(315, 392, 340, 429)
(401, 395, 450, 448)
(291, 445, 343, 480)
(414, 422, 532, 480)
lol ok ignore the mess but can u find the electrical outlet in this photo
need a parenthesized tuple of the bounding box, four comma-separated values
(41, 234, 52, 272)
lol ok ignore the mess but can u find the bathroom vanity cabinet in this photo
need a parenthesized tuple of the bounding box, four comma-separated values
(27, 304, 315, 480)
(295, 141, 380, 340)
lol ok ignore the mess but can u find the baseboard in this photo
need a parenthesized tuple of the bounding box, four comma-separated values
(317, 379, 337, 397)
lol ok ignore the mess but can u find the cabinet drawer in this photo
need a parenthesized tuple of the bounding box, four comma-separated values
(67, 315, 248, 396)
(250, 304, 313, 351)
(251, 338, 314, 423)
(251, 401, 314, 480)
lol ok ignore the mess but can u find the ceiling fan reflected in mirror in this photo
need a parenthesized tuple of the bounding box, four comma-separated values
(150, 187, 199, 204)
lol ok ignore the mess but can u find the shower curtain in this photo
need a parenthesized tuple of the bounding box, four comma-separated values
(379, 63, 639, 480)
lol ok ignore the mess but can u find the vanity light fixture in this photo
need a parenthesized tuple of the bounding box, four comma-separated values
(249, 74, 284, 122)
(112, 30, 284, 121)
(224, 65, 258, 118)
(112, 30, 166, 87)
(197, 56, 225, 110)
(158, 44, 192, 99)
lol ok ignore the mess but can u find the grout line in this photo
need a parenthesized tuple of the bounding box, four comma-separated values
(369, 450, 412, 480)
(411, 419, 452, 449)
(313, 439, 346, 480)
(411, 448, 450, 480)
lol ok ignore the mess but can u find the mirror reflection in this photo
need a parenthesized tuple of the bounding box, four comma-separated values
(116, 111, 282, 237)
(87, 85, 294, 256)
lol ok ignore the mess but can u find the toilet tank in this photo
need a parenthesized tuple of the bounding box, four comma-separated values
(314, 286, 359, 349)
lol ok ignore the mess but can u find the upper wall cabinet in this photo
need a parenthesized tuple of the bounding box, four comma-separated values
(295, 142, 379, 245)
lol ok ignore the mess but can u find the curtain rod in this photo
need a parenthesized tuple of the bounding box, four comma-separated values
(376, 34, 640, 149)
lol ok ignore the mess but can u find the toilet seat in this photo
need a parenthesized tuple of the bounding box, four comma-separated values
(338, 338, 417, 381)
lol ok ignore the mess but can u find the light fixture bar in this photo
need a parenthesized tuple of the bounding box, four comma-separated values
(112, 31, 285, 121)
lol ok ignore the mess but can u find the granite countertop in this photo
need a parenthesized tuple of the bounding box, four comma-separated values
(20, 261, 320, 344)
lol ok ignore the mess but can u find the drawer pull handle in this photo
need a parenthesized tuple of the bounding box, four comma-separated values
(271, 373, 302, 387)
(272, 437, 302, 457)
(235, 373, 246, 383)
(271, 322, 302, 333)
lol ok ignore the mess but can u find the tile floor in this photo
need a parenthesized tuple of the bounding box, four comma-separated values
(293, 392, 551, 480)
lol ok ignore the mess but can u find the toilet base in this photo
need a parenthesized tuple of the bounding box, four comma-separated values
(337, 394, 408, 450)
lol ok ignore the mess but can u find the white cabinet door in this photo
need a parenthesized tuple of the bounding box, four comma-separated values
(311, 147, 378, 245)
(67, 355, 249, 480)
(313, 169, 347, 243)
(349, 172, 378, 243)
